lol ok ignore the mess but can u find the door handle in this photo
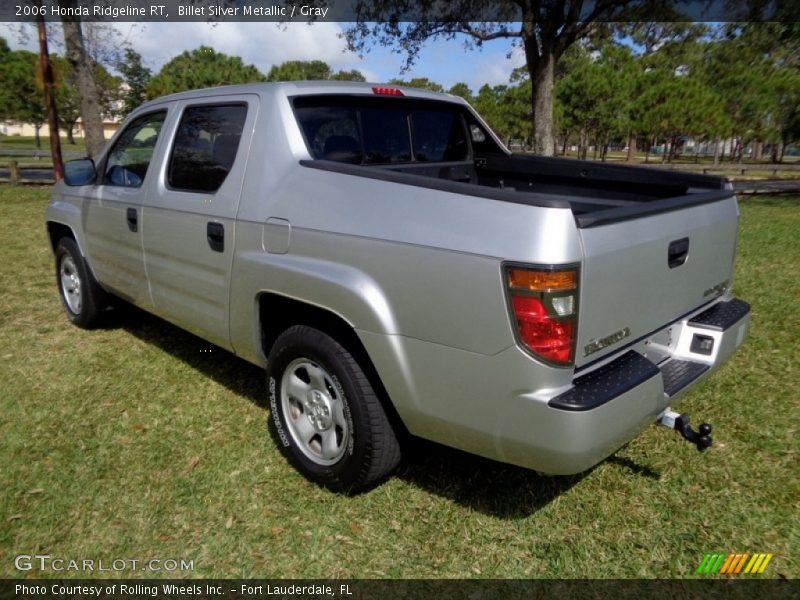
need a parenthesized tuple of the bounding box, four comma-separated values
(126, 207, 138, 232)
(207, 221, 224, 253)
(668, 237, 689, 268)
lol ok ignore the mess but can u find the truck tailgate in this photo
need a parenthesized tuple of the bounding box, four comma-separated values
(575, 196, 740, 368)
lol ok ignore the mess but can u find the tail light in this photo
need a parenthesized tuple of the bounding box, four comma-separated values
(505, 264, 579, 366)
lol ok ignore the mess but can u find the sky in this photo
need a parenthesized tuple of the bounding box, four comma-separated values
(0, 21, 526, 93)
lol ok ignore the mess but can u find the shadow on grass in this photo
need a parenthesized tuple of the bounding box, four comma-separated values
(606, 455, 660, 480)
(110, 304, 658, 518)
(111, 304, 266, 408)
(395, 438, 587, 518)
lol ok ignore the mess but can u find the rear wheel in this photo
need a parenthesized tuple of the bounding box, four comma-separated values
(267, 325, 401, 492)
(55, 238, 105, 328)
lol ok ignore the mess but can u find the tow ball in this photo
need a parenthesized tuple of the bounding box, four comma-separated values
(658, 409, 713, 451)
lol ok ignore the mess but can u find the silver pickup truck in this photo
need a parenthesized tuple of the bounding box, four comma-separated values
(46, 82, 750, 491)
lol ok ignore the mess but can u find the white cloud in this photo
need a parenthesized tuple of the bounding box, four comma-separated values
(0, 21, 524, 91)
(0, 22, 38, 51)
(127, 22, 365, 75)
(400, 38, 525, 92)
(1, 21, 367, 76)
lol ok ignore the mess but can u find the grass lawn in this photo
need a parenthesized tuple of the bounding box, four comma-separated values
(0, 187, 797, 579)
(0, 136, 87, 151)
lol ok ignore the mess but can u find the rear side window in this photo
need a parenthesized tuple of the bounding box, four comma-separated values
(168, 104, 247, 192)
(294, 96, 469, 165)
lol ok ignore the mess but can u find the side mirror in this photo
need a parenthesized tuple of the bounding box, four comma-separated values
(63, 158, 96, 186)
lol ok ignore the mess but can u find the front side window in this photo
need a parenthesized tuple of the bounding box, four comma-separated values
(168, 104, 248, 193)
(105, 111, 166, 187)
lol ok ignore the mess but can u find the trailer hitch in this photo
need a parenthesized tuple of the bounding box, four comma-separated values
(658, 409, 713, 451)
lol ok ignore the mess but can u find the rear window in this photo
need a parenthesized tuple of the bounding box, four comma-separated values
(294, 96, 469, 165)
(411, 109, 466, 162)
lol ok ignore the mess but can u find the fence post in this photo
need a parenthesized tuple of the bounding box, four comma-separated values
(9, 160, 20, 186)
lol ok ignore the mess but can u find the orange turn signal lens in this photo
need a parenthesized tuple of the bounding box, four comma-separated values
(507, 268, 576, 291)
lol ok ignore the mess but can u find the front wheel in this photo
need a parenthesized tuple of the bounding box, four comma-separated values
(267, 325, 401, 492)
(55, 237, 105, 328)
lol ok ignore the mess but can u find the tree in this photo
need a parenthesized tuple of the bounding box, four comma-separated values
(612, 22, 708, 160)
(473, 83, 531, 147)
(771, 70, 800, 162)
(702, 23, 800, 162)
(447, 82, 473, 102)
(388, 77, 444, 92)
(37, 16, 64, 180)
(147, 47, 264, 98)
(52, 56, 121, 144)
(266, 60, 366, 82)
(556, 46, 606, 159)
(62, 14, 106, 157)
(0, 47, 46, 147)
(329, 69, 366, 82)
(631, 71, 726, 163)
(344, 1, 654, 156)
(266, 59, 331, 81)
(51, 56, 81, 143)
(116, 49, 151, 116)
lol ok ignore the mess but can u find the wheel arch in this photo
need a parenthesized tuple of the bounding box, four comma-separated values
(46, 221, 78, 255)
(257, 292, 409, 438)
(46, 220, 106, 291)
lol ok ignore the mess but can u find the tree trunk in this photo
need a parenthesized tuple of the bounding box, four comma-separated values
(779, 141, 786, 163)
(524, 35, 556, 157)
(37, 16, 64, 181)
(62, 15, 105, 158)
(713, 138, 720, 165)
(671, 135, 681, 163)
(35, 125, 41, 149)
(732, 137, 743, 163)
(66, 123, 76, 145)
(578, 128, 588, 160)
(626, 135, 636, 162)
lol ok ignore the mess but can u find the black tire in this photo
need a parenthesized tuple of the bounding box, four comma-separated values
(54, 237, 105, 328)
(267, 325, 401, 492)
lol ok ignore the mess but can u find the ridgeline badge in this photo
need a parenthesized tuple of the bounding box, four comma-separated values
(584, 327, 631, 357)
(696, 553, 774, 575)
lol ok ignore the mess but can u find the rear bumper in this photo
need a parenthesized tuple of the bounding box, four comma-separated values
(360, 297, 749, 476)
(499, 298, 750, 474)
